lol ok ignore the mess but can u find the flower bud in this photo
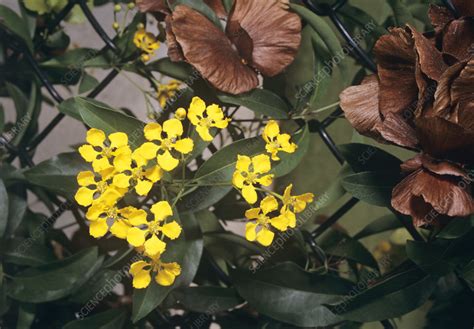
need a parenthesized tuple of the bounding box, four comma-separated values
(114, 4, 122, 12)
(128, 2, 135, 9)
(112, 22, 120, 30)
(175, 108, 187, 120)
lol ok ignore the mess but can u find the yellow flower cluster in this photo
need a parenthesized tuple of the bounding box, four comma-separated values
(157, 80, 181, 109)
(133, 27, 160, 62)
(233, 121, 313, 246)
(75, 98, 230, 288)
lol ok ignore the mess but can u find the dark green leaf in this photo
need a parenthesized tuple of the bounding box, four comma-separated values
(2, 238, 56, 267)
(217, 89, 290, 119)
(8, 247, 101, 303)
(172, 286, 243, 313)
(437, 217, 473, 239)
(63, 309, 127, 329)
(0, 104, 5, 133)
(461, 260, 474, 290)
(231, 262, 353, 327)
(0, 5, 33, 51)
(79, 72, 99, 94)
(354, 214, 403, 240)
(5, 188, 27, 236)
(341, 171, 400, 207)
(387, 0, 417, 26)
(406, 240, 457, 276)
(16, 303, 35, 329)
(24, 152, 89, 199)
(147, 58, 195, 81)
(330, 266, 436, 322)
(339, 143, 402, 173)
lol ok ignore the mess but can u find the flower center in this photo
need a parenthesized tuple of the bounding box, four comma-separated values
(242, 171, 258, 184)
(97, 181, 108, 193)
(148, 221, 162, 235)
(256, 214, 269, 226)
(199, 117, 212, 128)
(161, 138, 174, 150)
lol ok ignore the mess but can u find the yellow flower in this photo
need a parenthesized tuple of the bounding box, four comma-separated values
(138, 119, 194, 171)
(130, 253, 181, 289)
(83, 190, 125, 238)
(74, 168, 116, 207)
(126, 201, 182, 256)
(187, 97, 230, 141)
(112, 149, 163, 196)
(232, 154, 274, 204)
(133, 28, 159, 55)
(78, 128, 131, 173)
(109, 206, 149, 239)
(157, 80, 181, 108)
(245, 196, 289, 246)
(262, 120, 297, 161)
(282, 184, 314, 213)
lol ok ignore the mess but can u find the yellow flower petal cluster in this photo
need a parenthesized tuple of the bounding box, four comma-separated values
(187, 96, 230, 141)
(133, 27, 160, 62)
(75, 119, 196, 289)
(233, 121, 313, 246)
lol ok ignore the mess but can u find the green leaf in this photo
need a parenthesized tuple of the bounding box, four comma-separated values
(63, 309, 127, 329)
(0, 179, 8, 237)
(461, 260, 474, 290)
(354, 214, 403, 240)
(2, 238, 56, 267)
(0, 104, 5, 134)
(171, 286, 243, 313)
(78, 72, 99, 94)
(5, 188, 28, 236)
(77, 97, 146, 148)
(217, 89, 290, 119)
(222, 0, 233, 13)
(330, 266, 436, 322)
(231, 262, 353, 327)
(16, 303, 35, 329)
(437, 217, 473, 239)
(24, 152, 89, 199)
(147, 58, 195, 81)
(319, 230, 379, 269)
(387, 0, 417, 27)
(69, 269, 119, 304)
(339, 143, 402, 174)
(290, 4, 348, 78)
(341, 171, 400, 207)
(169, 0, 222, 31)
(0, 5, 33, 51)
(406, 240, 460, 276)
(8, 247, 101, 303)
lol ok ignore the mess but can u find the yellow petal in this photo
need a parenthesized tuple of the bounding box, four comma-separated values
(257, 227, 275, 246)
(130, 262, 152, 289)
(284, 210, 297, 228)
(163, 118, 183, 137)
(137, 142, 160, 160)
(196, 125, 214, 141)
(263, 121, 280, 139)
(99, 167, 115, 180)
(135, 179, 153, 196)
(150, 201, 173, 221)
(75, 187, 95, 207)
(245, 208, 261, 220)
(113, 153, 132, 172)
(89, 218, 108, 238)
(110, 220, 131, 239)
(232, 172, 245, 189)
(98, 188, 122, 206)
(77, 171, 96, 187)
(125, 208, 148, 226)
(156, 263, 181, 286)
(109, 132, 128, 149)
(144, 234, 166, 256)
(252, 154, 271, 174)
(92, 157, 112, 172)
(257, 174, 274, 187)
(188, 96, 206, 125)
(157, 150, 179, 171)
(294, 193, 314, 213)
(113, 173, 131, 189)
(282, 184, 293, 204)
(174, 138, 194, 154)
(206, 104, 224, 121)
(236, 155, 251, 172)
(144, 122, 163, 141)
(242, 185, 258, 204)
(271, 214, 290, 231)
(127, 227, 147, 247)
(277, 134, 297, 153)
(78, 145, 99, 162)
(86, 203, 106, 220)
(162, 221, 182, 239)
(86, 128, 106, 147)
(213, 118, 230, 129)
(260, 195, 278, 214)
(144, 165, 163, 183)
(245, 222, 258, 241)
(132, 150, 147, 168)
